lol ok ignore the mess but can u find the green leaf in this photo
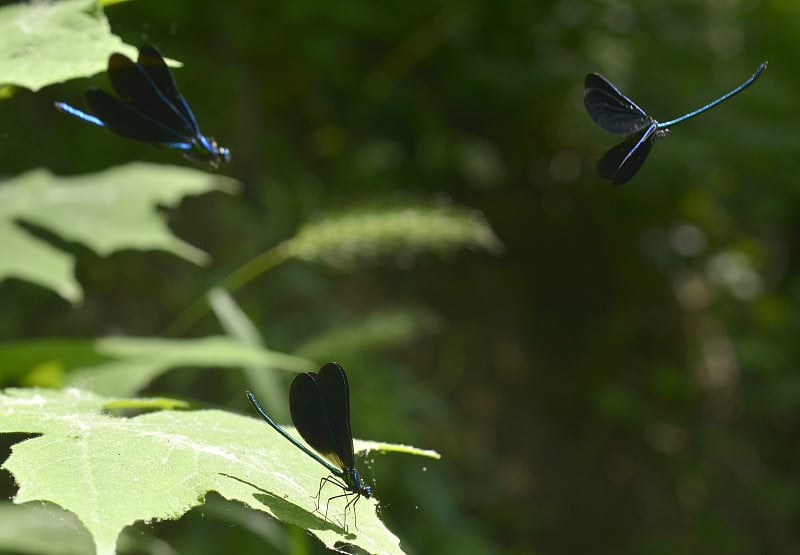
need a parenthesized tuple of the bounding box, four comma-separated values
(0, 388, 440, 555)
(295, 308, 442, 362)
(0, 0, 138, 91)
(0, 163, 237, 303)
(209, 287, 291, 420)
(0, 336, 315, 396)
(0, 501, 95, 555)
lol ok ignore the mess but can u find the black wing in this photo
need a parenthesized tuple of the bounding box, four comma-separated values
(597, 124, 657, 185)
(584, 73, 653, 136)
(290, 365, 352, 471)
(136, 46, 201, 135)
(105, 50, 195, 140)
(315, 362, 355, 471)
(85, 88, 191, 148)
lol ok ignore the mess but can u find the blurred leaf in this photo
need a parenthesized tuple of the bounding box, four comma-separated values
(358, 441, 441, 460)
(0, 163, 237, 303)
(209, 287, 290, 420)
(208, 288, 265, 347)
(103, 397, 190, 411)
(0, 501, 95, 555)
(0, 388, 439, 555)
(295, 308, 442, 362)
(0, 336, 314, 396)
(0, 500, 179, 555)
(0, 0, 137, 91)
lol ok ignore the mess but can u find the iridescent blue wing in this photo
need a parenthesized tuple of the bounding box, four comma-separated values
(105, 50, 196, 140)
(136, 46, 201, 135)
(84, 88, 191, 148)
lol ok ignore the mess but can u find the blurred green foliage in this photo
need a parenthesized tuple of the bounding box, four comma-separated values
(1, 0, 799, 554)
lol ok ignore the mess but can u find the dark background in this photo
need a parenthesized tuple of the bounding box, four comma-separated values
(1, 1, 799, 554)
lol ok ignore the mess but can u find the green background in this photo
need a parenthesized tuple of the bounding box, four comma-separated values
(1, 1, 798, 554)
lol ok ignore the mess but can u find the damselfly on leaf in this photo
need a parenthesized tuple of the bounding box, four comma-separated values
(247, 362, 373, 530)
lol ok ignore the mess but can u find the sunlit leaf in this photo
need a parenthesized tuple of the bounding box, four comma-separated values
(0, 163, 237, 303)
(0, 388, 440, 555)
(0, 335, 313, 397)
(0, 0, 136, 91)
